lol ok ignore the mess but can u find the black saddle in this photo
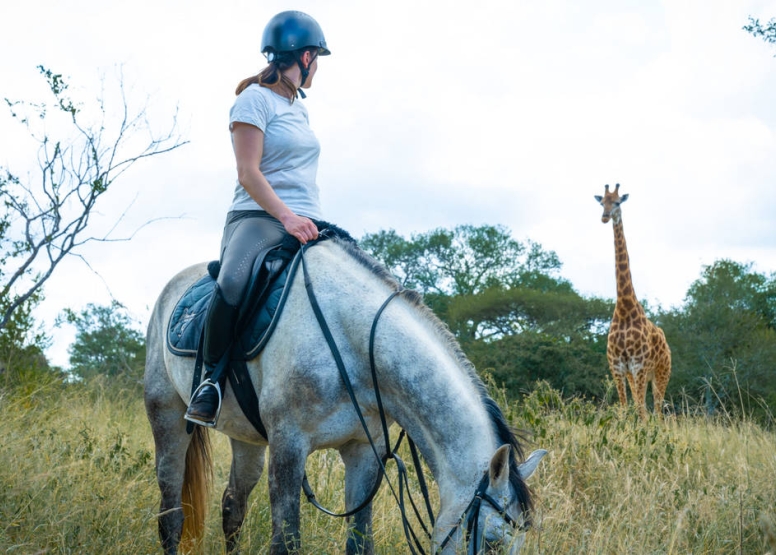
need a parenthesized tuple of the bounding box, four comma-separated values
(167, 235, 301, 360)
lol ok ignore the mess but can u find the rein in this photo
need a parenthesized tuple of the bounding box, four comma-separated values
(298, 240, 525, 554)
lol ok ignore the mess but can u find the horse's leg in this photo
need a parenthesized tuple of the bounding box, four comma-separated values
(340, 442, 380, 555)
(222, 438, 267, 554)
(145, 385, 192, 554)
(267, 436, 307, 555)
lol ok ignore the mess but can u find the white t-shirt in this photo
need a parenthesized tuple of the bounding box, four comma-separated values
(228, 84, 322, 219)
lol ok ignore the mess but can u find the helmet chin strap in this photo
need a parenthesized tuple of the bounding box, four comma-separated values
(295, 51, 317, 99)
(297, 69, 308, 98)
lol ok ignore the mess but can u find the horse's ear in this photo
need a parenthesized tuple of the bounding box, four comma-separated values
(518, 449, 548, 481)
(489, 445, 511, 490)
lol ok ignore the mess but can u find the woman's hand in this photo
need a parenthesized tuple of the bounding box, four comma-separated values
(280, 212, 319, 244)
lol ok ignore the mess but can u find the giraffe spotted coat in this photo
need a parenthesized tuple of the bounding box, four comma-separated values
(595, 184, 672, 420)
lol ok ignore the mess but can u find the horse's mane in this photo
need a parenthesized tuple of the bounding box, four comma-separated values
(331, 236, 534, 519)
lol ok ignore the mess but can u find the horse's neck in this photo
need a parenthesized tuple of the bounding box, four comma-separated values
(377, 303, 498, 503)
(312, 242, 499, 506)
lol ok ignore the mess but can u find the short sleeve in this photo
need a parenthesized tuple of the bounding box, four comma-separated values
(229, 85, 273, 132)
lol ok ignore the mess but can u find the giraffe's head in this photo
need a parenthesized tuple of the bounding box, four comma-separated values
(594, 183, 629, 224)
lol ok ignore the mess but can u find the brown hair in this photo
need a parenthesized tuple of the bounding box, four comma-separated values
(235, 48, 315, 102)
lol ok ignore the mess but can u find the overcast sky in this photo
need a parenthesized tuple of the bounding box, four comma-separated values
(2, 0, 775, 368)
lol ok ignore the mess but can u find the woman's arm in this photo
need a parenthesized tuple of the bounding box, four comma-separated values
(231, 121, 319, 244)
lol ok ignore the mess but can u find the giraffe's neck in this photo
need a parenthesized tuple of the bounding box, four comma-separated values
(612, 216, 641, 314)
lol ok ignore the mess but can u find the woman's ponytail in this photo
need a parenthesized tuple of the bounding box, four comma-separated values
(235, 74, 261, 95)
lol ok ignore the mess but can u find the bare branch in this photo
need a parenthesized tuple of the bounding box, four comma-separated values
(0, 66, 189, 331)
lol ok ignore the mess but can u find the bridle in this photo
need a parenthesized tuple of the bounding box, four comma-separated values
(437, 472, 527, 554)
(298, 237, 526, 554)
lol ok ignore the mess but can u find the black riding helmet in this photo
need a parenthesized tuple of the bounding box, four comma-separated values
(261, 11, 330, 94)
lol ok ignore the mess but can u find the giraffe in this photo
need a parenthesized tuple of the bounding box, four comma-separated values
(595, 184, 671, 420)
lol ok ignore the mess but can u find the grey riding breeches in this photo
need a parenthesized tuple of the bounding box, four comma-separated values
(217, 211, 287, 306)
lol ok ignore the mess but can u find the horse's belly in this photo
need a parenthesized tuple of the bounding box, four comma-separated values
(303, 411, 381, 450)
(163, 350, 199, 401)
(268, 392, 381, 450)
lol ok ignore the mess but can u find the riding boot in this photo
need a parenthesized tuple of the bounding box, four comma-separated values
(185, 284, 238, 427)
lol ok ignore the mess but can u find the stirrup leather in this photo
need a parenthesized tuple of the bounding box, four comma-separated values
(184, 379, 222, 428)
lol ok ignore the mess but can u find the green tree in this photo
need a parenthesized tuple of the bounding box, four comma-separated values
(360, 224, 565, 321)
(61, 301, 145, 382)
(0, 66, 187, 332)
(660, 260, 776, 418)
(467, 331, 609, 400)
(360, 224, 560, 296)
(456, 285, 612, 399)
(360, 224, 612, 399)
(446, 279, 611, 342)
(0, 290, 55, 388)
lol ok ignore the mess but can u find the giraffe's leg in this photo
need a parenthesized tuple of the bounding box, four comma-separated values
(651, 378, 664, 418)
(653, 361, 671, 417)
(625, 372, 636, 408)
(612, 369, 628, 406)
(632, 371, 648, 421)
(651, 328, 671, 417)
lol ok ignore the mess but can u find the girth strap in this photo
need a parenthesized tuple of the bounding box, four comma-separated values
(228, 359, 268, 439)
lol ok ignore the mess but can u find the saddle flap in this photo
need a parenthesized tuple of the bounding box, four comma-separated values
(167, 248, 300, 358)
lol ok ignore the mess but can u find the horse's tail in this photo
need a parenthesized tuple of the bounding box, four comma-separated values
(180, 426, 213, 553)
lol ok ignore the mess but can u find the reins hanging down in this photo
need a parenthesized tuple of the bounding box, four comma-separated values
(299, 244, 435, 554)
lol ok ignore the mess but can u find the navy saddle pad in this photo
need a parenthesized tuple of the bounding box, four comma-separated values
(166, 252, 298, 360)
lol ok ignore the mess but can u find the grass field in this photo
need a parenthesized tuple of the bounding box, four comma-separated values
(1, 377, 775, 554)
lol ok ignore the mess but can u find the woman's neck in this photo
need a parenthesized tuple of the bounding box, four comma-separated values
(282, 67, 302, 90)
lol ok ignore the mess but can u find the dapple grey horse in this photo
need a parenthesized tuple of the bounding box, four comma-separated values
(144, 237, 547, 554)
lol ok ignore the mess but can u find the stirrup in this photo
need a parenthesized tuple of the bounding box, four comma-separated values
(184, 379, 222, 428)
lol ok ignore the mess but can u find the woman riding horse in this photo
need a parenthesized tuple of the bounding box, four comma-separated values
(185, 10, 330, 426)
(146, 10, 548, 554)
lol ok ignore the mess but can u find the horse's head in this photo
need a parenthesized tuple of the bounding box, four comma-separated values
(478, 446, 547, 554)
(595, 183, 629, 224)
(439, 446, 547, 554)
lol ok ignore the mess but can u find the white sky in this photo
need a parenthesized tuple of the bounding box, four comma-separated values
(1, 0, 775, 368)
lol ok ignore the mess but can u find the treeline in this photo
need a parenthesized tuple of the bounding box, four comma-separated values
(1, 224, 775, 423)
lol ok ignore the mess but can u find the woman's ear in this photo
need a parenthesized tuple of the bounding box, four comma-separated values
(302, 50, 313, 68)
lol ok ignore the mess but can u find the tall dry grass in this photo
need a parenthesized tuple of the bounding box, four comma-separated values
(1, 377, 774, 554)
(510, 382, 776, 554)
